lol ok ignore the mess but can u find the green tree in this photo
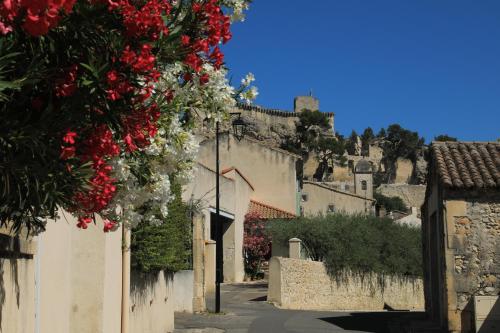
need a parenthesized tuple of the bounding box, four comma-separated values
(434, 134, 457, 142)
(377, 128, 386, 138)
(383, 124, 424, 163)
(281, 110, 345, 177)
(361, 127, 375, 156)
(345, 130, 358, 155)
(312, 135, 347, 179)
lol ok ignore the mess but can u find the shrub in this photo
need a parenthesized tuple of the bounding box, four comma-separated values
(131, 180, 192, 273)
(243, 212, 271, 279)
(374, 192, 408, 213)
(266, 214, 422, 278)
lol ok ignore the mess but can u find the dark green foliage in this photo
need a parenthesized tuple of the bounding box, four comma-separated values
(383, 124, 425, 163)
(361, 127, 375, 156)
(131, 181, 192, 273)
(374, 192, 408, 213)
(345, 130, 358, 155)
(297, 109, 330, 131)
(377, 128, 386, 138)
(267, 214, 422, 278)
(281, 110, 345, 179)
(434, 134, 457, 142)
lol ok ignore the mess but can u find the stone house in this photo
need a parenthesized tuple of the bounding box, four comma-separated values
(183, 134, 299, 283)
(301, 160, 375, 216)
(421, 141, 500, 333)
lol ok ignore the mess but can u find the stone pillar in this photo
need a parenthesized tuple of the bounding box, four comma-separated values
(289, 238, 302, 259)
(192, 214, 205, 312)
(204, 240, 216, 312)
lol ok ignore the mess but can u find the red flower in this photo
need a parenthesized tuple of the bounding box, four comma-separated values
(63, 130, 77, 145)
(199, 73, 209, 85)
(181, 35, 190, 46)
(106, 70, 119, 85)
(77, 216, 93, 229)
(184, 53, 202, 72)
(103, 219, 116, 232)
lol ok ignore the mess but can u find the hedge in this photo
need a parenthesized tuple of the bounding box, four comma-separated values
(267, 214, 422, 278)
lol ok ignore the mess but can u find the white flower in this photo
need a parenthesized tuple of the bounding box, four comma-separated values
(241, 72, 255, 86)
(241, 86, 258, 105)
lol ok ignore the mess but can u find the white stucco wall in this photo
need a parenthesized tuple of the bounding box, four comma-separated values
(37, 211, 122, 333)
(182, 162, 253, 282)
(129, 270, 174, 333)
(196, 134, 299, 215)
(0, 230, 35, 333)
(173, 270, 194, 313)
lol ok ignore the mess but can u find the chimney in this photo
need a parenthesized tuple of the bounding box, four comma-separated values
(294, 96, 319, 113)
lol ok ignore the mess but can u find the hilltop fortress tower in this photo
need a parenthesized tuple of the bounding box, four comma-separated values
(235, 95, 335, 137)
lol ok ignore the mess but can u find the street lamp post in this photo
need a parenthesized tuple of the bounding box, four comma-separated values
(212, 112, 246, 313)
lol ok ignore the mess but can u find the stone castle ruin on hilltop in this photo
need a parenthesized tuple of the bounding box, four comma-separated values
(231, 95, 428, 220)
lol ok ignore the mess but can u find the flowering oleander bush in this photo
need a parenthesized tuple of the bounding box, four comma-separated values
(243, 212, 271, 279)
(0, 0, 254, 233)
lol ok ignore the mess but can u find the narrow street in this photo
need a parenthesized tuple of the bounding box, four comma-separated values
(174, 282, 425, 333)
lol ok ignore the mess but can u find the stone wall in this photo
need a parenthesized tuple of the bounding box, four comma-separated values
(0, 210, 194, 333)
(376, 184, 427, 212)
(302, 182, 374, 216)
(444, 197, 500, 332)
(130, 270, 174, 333)
(268, 257, 424, 311)
(394, 158, 414, 184)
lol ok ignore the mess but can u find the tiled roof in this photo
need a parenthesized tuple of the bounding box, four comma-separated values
(431, 141, 500, 189)
(248, 200, 296, 219)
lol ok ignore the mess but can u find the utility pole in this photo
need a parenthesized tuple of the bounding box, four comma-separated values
(215, 120, 222, 313)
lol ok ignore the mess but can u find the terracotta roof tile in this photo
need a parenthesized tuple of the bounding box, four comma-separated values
(248, 200, 296, 219)
(431, 141, 500, 190)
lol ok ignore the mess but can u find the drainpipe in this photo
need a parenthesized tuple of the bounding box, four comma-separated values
(35, 232, 42, 333)
(121, 225, 131, 333)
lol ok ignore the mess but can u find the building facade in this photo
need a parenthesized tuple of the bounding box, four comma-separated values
(183, 134, 300, 283)
(422, 141, 500, 333)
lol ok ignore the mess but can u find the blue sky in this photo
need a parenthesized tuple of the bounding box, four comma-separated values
(223, 0, 500, 142)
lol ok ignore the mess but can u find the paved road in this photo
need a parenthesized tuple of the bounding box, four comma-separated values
(174, 282, 424, 333)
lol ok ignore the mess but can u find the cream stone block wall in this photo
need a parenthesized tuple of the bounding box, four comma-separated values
(129, 270, 174, 333)
(268, 257, 424, 311)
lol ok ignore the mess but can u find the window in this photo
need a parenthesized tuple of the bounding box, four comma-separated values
(327, 204, 336, 214)
(301, 193, 309, 202)
(361, 180, 367, 190)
